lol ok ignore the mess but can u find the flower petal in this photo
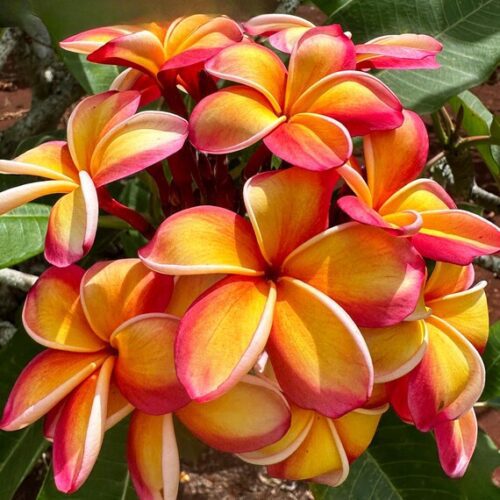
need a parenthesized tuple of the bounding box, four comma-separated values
(110, 68, 161, 106)
(177, 375, 290, 453)
(264, 112, 352, 170)
(337, 163, 372, 206)
(176, 276, 276, 401)
(205, 42, 286, 113)
(139, 206, 267, 276)
(361, 320, 428, 382)
(244, 166, 338, 266)
(407, 316, 485, 431)
(53, 357, 114, 493)
(189, 86, 285, 154)
(434, 409, 477, 478)
(268, 277, 372, 418)
(44, 171, 98, 267)
(105, 378, 133, 430)
(23, 266, 105, 352)
(110, 313, 190, 414)
(81, 258, 173, 341)
(0, 350, 107, 431)
(244, 14, 314, 36)
(128, 412, 180, 500)
(283, 223, 425, 327)
(60, 26, 136, 54)
(364, 110, 429, 208)
(424, 262, 475, 301)
(413, 210, 500, 264)
(285, 26, 356, 108)
(292, 70, 403, 135)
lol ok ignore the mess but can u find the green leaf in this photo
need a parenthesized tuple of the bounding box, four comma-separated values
(311, 411, 500, 499)
(449, 90, 500, 180)
(0, 203, 50, 268)
(37, 419, 138, 500)
(313, 0, 500, 114)
(481, 321, 500, 401)
(490, 115, 500, 143)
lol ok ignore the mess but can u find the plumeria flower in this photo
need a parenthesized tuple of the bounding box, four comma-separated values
(337, 110, 500, 264)
(189, 27, 404, 171)
(60, 15, 243, 104)
(244, 13, 442, 69)
(0, 91, 187, 266)
(378, 262, 487, 477)
(140, 166, 425, 418)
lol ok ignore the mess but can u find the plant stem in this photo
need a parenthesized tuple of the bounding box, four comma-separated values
(244, 143, 272, 179)
(148, 163, 171, 214)
(0, 268, 37, 291)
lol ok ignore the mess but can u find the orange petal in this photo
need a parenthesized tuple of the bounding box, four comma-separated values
(361, 320, 428, 382)
(128, 411, 180, 500)
(176, 276, 276, 401)
(81, 258, 173, 342)
(177, 375, 290, 453)
(205, 42, 286, 113)
(110, 314, 190, 415)
(53, 357, 114, 493)
(189, 86, 285, 154)
(283, 222, 425, 327)
(337, 163, 372, 207)
(244, 167, 338, 266)
(424, 262, 475, 301)
(0, 350, 107, 431)
(105, 378, 133, 430)
(268, 277, 372, 418)
(23, 266, 105, 352)
(139, 206, 267, 276)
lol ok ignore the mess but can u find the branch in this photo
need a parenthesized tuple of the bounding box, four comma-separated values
(471, 184, 500, 212)
(475, 255, 500, 274)
(0, 268, 38, 292)
(276, 0, 301, 14)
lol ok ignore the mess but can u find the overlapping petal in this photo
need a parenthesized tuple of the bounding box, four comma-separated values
(424, 262, 474, 301)
(60, 26, 137, 54)
(283, 223, 425, 327)
(176, 276, 276, 401)
(105, 378, 134, 429)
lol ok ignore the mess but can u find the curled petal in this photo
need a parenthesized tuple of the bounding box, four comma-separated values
(270, 27, 311, 53)
(176, 276, 276, 401)
(23, 265, 105, 352)
(337, 163, 372, 206)
(0, 350, 107, 431)
(434, 409, 477, 478)
(264, 113, 352, 171)
(128, 412, 180, 500)
(111, 314, 190, 415)
(177, 375, 290, 453)
(189, 86, 284, 154)
(140, 206, 266, 275)
(53, 357, 114, 493)
(244, 166, 337, 266)
(81, 258, 173, 341)
(44, 171, 98, 267)
(110, 68, 161, 106)
(60, 26, 136, 54)
(244, 14, 314, 37)
(424, 262, 475, 301)
(269, 277, 373, 418)
(283, 223, 425, 327)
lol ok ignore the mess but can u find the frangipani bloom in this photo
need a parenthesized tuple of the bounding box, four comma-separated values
(244, 13, 442, 69)
(60, 15, 243, 101)
(140, 166, 425, 418)
(337, 110, 500, 264)
(190, 27, 404, 170)
(0, 91, 187, 266)
(384, 262, 488, 477)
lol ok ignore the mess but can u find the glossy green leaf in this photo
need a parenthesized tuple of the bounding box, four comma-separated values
(0, 203, 50, 268)
(313, 0, 500, 114)
(311, 411, 500, 500)
(481, 322, 500, 402)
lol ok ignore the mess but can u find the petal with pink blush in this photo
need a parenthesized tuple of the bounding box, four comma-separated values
(176, 276, 276, 402)
(44, 171, 98, 267)
(268, 277, 372, 418)
(139, 206, 267, 276)
(177, 375, 290, 453)
(424, 262, 475, 301)
(53, 357, 114, 494)
(0, 350, 107, 431)
(283, 223, 425, 327)
(337, 164, 372, 206)
(110, 68, 161, 106)
(128, 412, 180, 500)
(269, 27, 312, 53)
(244, 14, 314, 36)
(264, 113, 352, 171)
(205, 43, 286, 113)
(189, 86, 285, 154)
(412, 210, 500, 265)
(23, 266, 104, 352)
(81, 258, 173, 341)
(292, 71, 403, 135)
(60, 26, 136, 54)
(434, 409, 477, 478)
(111, 314, 190, 415)
(244, 167, 337, 266)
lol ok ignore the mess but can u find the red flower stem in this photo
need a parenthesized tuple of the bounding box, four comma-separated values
(147, 163, 171, 215)
(161, 75, 188, 118)
(168, 145, 196, 208)
(244, 142, 272, 179)
(97, 188, 155, 239)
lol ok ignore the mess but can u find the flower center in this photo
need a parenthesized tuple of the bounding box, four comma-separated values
(264, 266, 281, 282)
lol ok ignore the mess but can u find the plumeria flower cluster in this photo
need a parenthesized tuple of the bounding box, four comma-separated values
(0, 12, 499, 500)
